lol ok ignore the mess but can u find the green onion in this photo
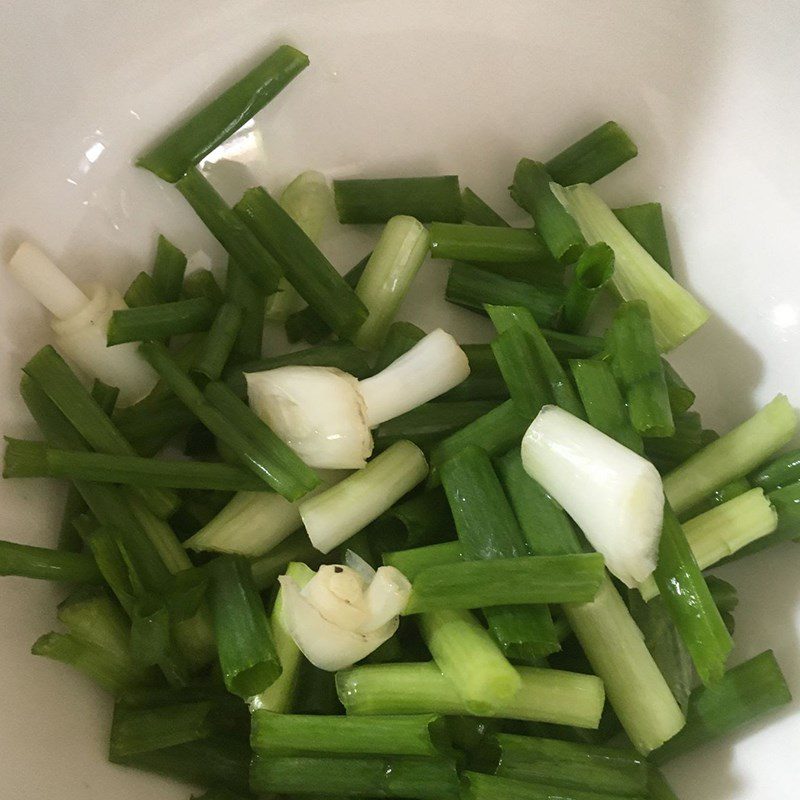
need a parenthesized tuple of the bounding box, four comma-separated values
(428, 400, 531, 485)
(0, 539, 102, 583)
(124, 271, 162, 308)
(545, 121, 638, 185)
(429, 223, 555, 266)
(114, 393, 196, 456)
(334, 175, 462, 224)
(23, 346, 178, 518)
(662, 359, 695, 414)
(137, 44, 309, 182)
(57, 484, 87, 552)
(651, 650, 791, 764)
(682, 476, 752, 518)
(113, 736, 251, 795)
(570, 359, 643, 453)
(299, 440, 428, 553)
(386, 489, 456, 548)
(461, 187, 510, 226)
(374, 320, 426, 371)
(490, 326, 550, 417)
(751, 447, 800, 492)
(553, 183, 709, 351)
(492, 733, 649, 797)
(640, 488, 777, 600)
(652, 504, 732, 684)
(250, 561, 312, 711)
(285, 252, 371, 343)
(251, 711, 449, 757)
(439, 444, 559, 658)
(183, 268, 225, 306)
(510, 160, 586, 264)
(10, 444, 271, 491)
(613, 202, 673, 274)
(235, 186, 368, 338)
(405, 554, 604, 613)
(151, 235, 188, 301)
(446, 263, 564, 328)
(250, 531, 322, 592)
(354, 216, 430, 350)
(663, 394, 797, 514)
(140, 342, 319, 500)
(541, 329, 605, 360)
(129, 596, 173, 669)
(336, 661, 605, 728)
(441, 344, 508, 402)
(420, 608, 521, 714)
(643, 410, 705, 474)
(208, 554, 280, 698)
(607, 300, 674, 437)
(486, 305, 585, 418)
(192, 302, 243, 382)
(176, 168, 282, 293)
(463, 771, 628, 800)
(224, 259, 264, 362)
(374, 400, 499, 452)
(251, 753, 460, 799)
(561, 242, 615, 332)
(564, 576, 686, 753)
(496, 451, 583, 556)
(109, 701, 213, 759)
(384, 541, 463, 580)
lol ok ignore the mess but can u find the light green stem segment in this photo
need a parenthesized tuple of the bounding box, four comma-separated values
(564, 575, 685, 753)
(354, 216, 430, 350)
(639, 488, 778, 600)
(419, 609, 521, 714)
(553, 182, 709, 351)
(266, 171, 334, 322)
(336, 662, 605, 729)
(250, 561, 312, 712)
(299, 441, 428, 554)
(663, 395, 797, 514)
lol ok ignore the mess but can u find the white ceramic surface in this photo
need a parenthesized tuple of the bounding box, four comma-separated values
(1, 1, 799, 797)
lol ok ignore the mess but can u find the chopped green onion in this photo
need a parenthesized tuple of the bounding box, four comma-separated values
(124, 272, 162, 308)
(490, 326, 550, 417)
(607, 300, 674, 437)
(251, 753, 460, 799)
(386, 488, 457, 548)
(682, 476, 752, 518)
(354, 216, 430, 350)
(564, 576, 686, 753)
(613, 202, 673, 274)
(545, 121, 638, 185)
(652, 504, 732, 684)
(486, 305, 585, 418)
(334, 175, 462, 224)
(192, 302, 243, 382)
(751, 447, 800, 493)
(299, 440, 428, 553)
(224, 259, 264, 362)
(151, 235, 188, 301)
(663, 394, 797, 514)
(374, 320, 426, 371)
(235, 186, 368, 338)
(374, 400, 499, 451)
(428, 400, 531, 486)
(643, 410, 706, 474)
(285, 253, 371, 343)
(651, 650, 791, 764)
(250, 531, 322, 592)
(23, 346, 178, 518)
(446, 263, 564, 328)
(463, 771, 625, 800)
(176, 168, 282, 293)
(510, 160, 586, 264)
(114, 393, 196, 456)
(561, 242, 615, 332)
(0, 539, 102, 583)
(640, 488, 777, 600)
(542, 329, 605, 360)
(336, 661, 605, 728)
(553, 183, 709, 351)
(183, 268, 225, 306)
(441, 344, 508, 402)
(662, 359, 695, 415)
(440, 444, 559, 658)
(461, 188, 510, 227)
(251, 711, 449, 757)
(137, 44, 309, 182)
(208, 554, 280, 698)
(419, 608, 523, 713)
(383, 541, 463, 580)
(405, 553, 604, 613)
(429, 223, 555, 266)
(492, 733, 649, 798)
(569, 359, 643, 453)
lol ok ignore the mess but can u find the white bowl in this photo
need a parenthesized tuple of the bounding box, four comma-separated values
(1, 1, 798, 798)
